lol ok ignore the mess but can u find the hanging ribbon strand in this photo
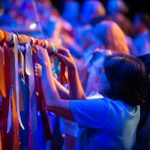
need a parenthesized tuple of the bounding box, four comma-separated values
(13, 34, 25, 130)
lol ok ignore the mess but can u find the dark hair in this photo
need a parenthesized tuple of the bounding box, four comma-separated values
(104, 54, 148, 106)
(138, 54, 150, 75)
(138, 54, 150, 109)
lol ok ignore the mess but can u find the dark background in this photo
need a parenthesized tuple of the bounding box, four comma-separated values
(51, 0, 150, 19)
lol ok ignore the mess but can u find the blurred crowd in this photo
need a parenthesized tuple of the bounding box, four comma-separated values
(1, 0, 150, 54)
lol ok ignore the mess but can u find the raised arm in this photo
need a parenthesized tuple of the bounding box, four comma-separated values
(53, 77, 70, 99)
(36, 46, 74, 120)
(55, 48, 86, 99)
(35, 62, 70, 99)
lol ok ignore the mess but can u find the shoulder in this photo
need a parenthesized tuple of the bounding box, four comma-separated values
(69, 98, 111, 128)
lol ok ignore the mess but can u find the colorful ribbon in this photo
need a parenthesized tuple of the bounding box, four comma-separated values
(13, 34, 25, 130)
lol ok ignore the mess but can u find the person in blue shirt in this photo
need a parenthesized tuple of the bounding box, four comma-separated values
(36, 46, 148, 150)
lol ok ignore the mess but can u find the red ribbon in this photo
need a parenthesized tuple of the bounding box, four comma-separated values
(1, 43, 13, 150)
(33, 54, 52, 140)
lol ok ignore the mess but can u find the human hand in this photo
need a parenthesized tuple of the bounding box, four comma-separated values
(55, 47, 76, 71)
(36, 45, 51, 67)
(35, 63, 42, 77)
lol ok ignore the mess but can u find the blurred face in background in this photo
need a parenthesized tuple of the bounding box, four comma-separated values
(80, 0, 106, 24)
(133, 15, 144, 34)
(93, 21, 130, 55)
(75, 25, 100, 50)
(62, 0, 79, 25)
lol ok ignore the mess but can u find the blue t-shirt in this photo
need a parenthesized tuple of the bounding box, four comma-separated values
(70, 98, 140, 150)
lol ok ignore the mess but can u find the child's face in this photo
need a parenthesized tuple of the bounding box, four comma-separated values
(93, 57, 110, 96)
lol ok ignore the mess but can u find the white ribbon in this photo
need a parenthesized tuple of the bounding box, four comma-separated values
(25, 42, 34, 98)
(13, 34, 25, 130)
(25, 42, 40, 149)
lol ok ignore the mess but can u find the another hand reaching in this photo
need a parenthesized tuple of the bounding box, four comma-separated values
(55, 47, 76, 71)
(36, 45, 51, 68)
(35, 63, 42, 77)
